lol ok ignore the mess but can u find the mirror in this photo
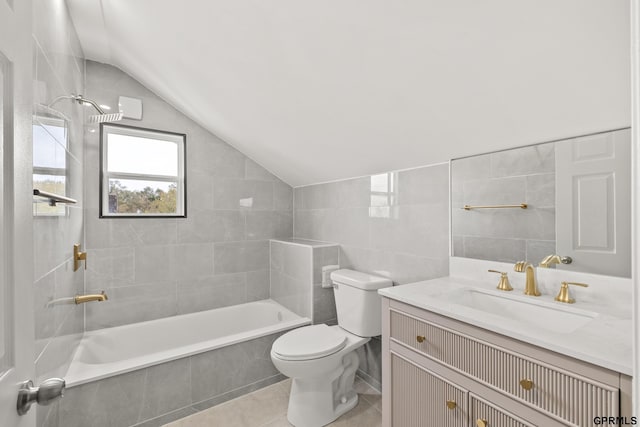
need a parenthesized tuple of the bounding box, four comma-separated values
(32, 107, 69, 216)
(451, 128, 631, 278)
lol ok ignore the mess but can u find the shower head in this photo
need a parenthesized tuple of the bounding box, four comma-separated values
(88, 112, 124, 123)
(48, 94, 123, 123)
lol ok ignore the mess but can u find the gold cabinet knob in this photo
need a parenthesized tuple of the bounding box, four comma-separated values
(519, 379, 534, 391)
(446, 400, 457, 410)
(476, 419, 488, 427)
(416, 335, 426, 343)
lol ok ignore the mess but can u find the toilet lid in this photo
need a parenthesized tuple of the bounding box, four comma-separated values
(273, 324, 347, 361)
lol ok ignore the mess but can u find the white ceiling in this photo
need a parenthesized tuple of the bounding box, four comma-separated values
(67, 0, 630, 186)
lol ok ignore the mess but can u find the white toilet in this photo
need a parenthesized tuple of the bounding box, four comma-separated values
(270, 269, 392, 427)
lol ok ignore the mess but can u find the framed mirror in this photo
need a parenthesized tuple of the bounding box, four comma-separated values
(451, 128, 631, 278)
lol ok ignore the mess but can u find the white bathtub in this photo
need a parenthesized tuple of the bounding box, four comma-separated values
(65, 299, 310, 387)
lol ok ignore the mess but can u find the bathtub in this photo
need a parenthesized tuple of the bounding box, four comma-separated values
(65, 299, 310, 387)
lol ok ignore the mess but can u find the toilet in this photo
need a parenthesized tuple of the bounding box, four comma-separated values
(270, 269, 392, 427)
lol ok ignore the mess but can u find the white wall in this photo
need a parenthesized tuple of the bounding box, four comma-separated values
(630, 0, 639, 413)
(68, 0, 631, 186)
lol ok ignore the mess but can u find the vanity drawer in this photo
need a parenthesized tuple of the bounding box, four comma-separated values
(391, 352, 468, 427)
(389, 308, 619, 426)
(471, 393, 535, 427)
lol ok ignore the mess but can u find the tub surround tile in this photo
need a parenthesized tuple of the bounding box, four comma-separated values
(85, 61, 293, 329)
(59, 332, 287, 427)
(273, 181, 294, 211)
(212, 179, 275, 210)
(214, 241, 270, 274)
(85, 247, 135, 289)
(85, 281, 177, 330)
(190, 334, 281, 404)
(60, 368, 147, 427)
(177, 209, 244, 244)
(138, 358, 192, 422)
(270, 241, 312, 319)
(246, 269, 270, 301)
(177, 273, 247, 314)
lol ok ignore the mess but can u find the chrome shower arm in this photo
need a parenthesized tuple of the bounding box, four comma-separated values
(47, 94, 106, 115)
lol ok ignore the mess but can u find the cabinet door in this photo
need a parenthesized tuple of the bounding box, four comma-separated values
(471, 393, 535, 427)
(391, 352, 467, 427)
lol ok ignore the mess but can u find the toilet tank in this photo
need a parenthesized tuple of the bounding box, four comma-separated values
(330, 269, 392, 337)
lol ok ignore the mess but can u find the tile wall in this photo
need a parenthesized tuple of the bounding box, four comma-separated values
(32, 1, 86, 426)
(293, 163, 451, 388)
(269, 239, 340, 323)
(59, 333, 285, 427)
(451, 143, 556, 263)
(83, 61, 293, 330)
(270, 240, 313, 319)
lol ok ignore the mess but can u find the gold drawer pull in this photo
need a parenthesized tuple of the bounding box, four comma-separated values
(416, 335, 426, 343)
(476, 419, 488, 427)
(519, 379, 534, 391)
(446, 400, 456, 410)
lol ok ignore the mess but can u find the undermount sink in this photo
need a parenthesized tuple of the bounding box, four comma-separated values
(442, 287, 599, 334)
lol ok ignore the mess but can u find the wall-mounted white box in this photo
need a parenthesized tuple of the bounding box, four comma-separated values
(118, 96, 143, 120)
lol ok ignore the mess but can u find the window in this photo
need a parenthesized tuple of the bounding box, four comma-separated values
(100, 124, 186, 217)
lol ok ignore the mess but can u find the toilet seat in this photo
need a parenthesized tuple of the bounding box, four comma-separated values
(272, 324, 347, 361)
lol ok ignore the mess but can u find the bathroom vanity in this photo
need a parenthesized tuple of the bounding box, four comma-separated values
(379, 274, 633, 427)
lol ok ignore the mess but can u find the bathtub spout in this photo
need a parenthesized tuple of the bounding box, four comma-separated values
(75, 291, 108, 304)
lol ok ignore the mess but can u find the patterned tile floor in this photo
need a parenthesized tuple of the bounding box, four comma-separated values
(164, 378, 382, 427)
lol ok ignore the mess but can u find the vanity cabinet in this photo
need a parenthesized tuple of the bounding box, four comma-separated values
(382, 298, 631, 427)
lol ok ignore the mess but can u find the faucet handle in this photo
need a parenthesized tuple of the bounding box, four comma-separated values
(554, 281, 589, 304)
(488, 270, 513, 291)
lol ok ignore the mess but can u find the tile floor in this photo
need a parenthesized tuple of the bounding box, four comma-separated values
(163, 378, 382, 427)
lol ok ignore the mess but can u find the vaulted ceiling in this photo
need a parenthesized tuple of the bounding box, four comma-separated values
(67, 0, 630, 186)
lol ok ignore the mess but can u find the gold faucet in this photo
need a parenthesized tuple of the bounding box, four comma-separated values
(539, 254, 572, 268)
(75, 291, 108, 305)
(514, 261, 541, 296)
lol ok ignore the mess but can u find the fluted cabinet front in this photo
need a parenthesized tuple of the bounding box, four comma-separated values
(389, 309, 619, 426)
(391, 353, 467, 427)
(471, 393, 535, 427)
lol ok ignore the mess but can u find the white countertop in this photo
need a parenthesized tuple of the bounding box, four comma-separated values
(379, 274, 633, 375)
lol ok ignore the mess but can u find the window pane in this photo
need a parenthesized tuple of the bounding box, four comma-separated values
(108, 178, 178, 214)
(33, 122, 67, 169)
(33, 174, 66, 216)
(108, 134, 178, 176)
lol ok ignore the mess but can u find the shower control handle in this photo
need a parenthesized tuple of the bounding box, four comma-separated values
(17, 378, 65, 415)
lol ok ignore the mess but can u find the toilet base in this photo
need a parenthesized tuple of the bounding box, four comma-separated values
(286, 352, 360, 427)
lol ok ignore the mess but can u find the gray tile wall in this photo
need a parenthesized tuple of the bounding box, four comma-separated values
(451, 143, 556, 264)
(32, 1, 86, 426)
(83, 61, 293, 330)
(269, 239, 340, 324)
(312, 245, 340, 325)
(293, 163, 450, 388)
(58, 332, 285, 427)
(269, 240, 312, 319)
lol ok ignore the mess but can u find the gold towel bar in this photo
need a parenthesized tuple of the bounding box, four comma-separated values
(463, 203, 527, 210)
